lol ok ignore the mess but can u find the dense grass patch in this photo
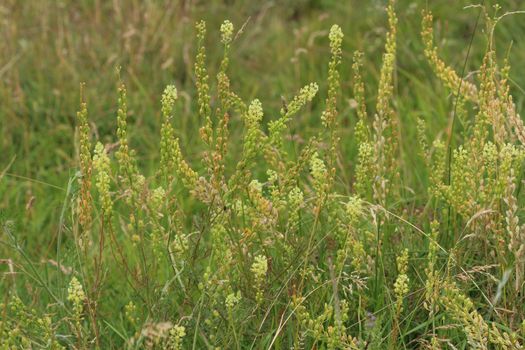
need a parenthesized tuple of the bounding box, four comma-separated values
(2, 1, 525, 349)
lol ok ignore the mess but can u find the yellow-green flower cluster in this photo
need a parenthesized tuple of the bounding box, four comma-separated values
(309, 152, 326, 182)
(286, 82, 318, 116)
(249, 179, 263, 193)
(440, 282, 489, 347)
(394, 248, 409, 312)
(251, 255, 268, 304)
(417, 118, 429, 162)
(161, 84, 178, 119)
(355, 142, 374, 199)
(93, 142, 113, 217)
(1, 297, 64, 349)
(150, 186, 165, 208)
(149, 186, 166, 220)
(269, 82, 318, 147)
(352, 51, 368, 128)
(76, 87, 92, 238)
(245, 179, 277, 231)
(443, 146, 475, 217)
(246, 98, 263, 126)
(417, 116, 448, 198)
(116, 83, 136, 178)
(375, 0, 396, 120)
(328, 24, 343, 53)
(220, 20, 234, 45)
(335, 197, 370, 274)
(424, 221, 440, 316)
(288, 186, 304, 207)
(438, 141, 525, 223)
(321, 24, 343, 129)
(345, 195, 363, 225)
(195, 20, 212, 144)
(167, 325, 186, 350)
(217, 20, 236, 111)
(421, 10, 477, 102)
(288, 186, 304, 230)
(499, 144, 524, 195)
(171, 232, 188, 257)
(159, 85, 181, 183)
(290, 296, 359, 348)
(320, 24, 344, 191)
(173, 141, 198, 190)
(369, 0, 399, 206)
(67, 277, 85, 318)
(238, 99, 264, 167)
(225, 290, 241, 309)
(310, 151, 328, 196)
(429, 139, 446, 196)
(313, 305, 333, 340)
(503, 152, 525, 291)
(125, 301, 138, 325)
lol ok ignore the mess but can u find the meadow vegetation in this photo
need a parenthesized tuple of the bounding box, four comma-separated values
(2, 0, 525, 348)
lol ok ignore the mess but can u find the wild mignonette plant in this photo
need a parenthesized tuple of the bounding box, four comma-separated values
(2, 1, 525, 349)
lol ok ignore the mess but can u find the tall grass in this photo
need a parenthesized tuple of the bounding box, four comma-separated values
(2, 1, 525, 349)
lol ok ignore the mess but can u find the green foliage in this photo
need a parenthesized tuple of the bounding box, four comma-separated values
(2, 1, 525, 349)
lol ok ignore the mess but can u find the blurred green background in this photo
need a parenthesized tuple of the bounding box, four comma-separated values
(1, 0, 524, 254)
